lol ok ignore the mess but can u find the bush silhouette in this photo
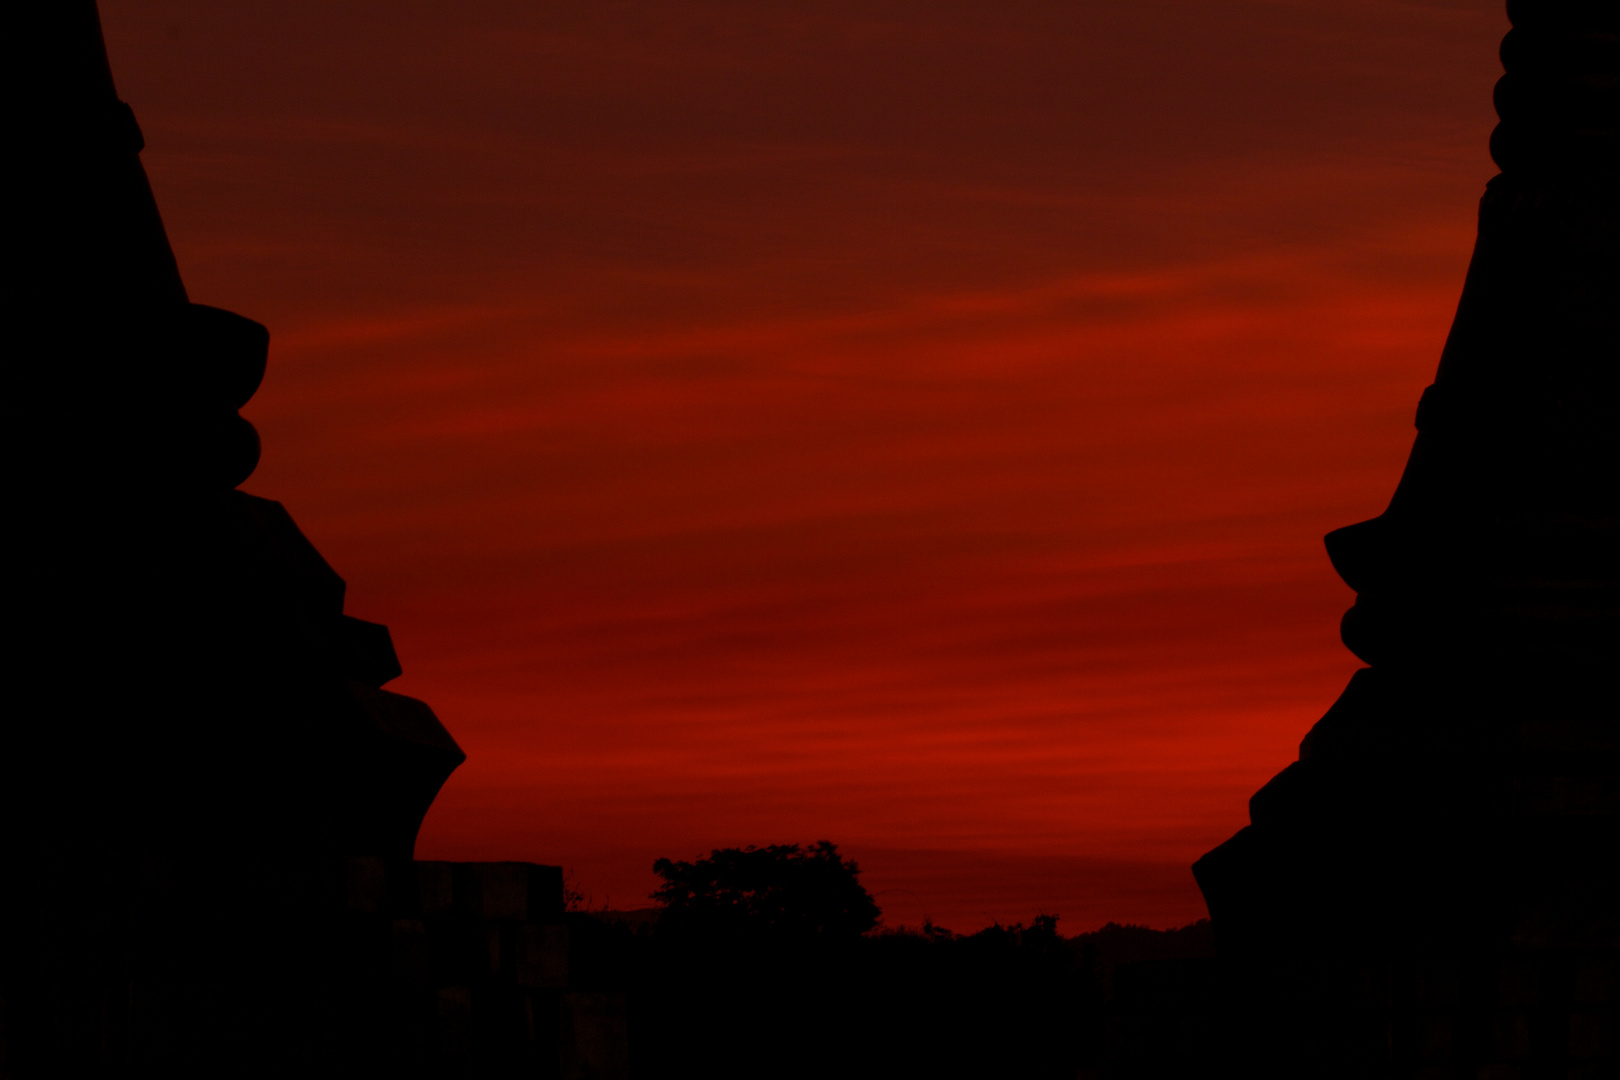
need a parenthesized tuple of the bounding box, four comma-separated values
(651, 841, 880, 938)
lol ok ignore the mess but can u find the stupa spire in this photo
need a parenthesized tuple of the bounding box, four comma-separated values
(1195, 1, 1619, 1073)
(6, 4, 466, 1070)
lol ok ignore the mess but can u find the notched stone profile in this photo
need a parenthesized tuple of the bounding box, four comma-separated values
(7, 3, 481, 1073)
(1194, 1, 1618, 1075)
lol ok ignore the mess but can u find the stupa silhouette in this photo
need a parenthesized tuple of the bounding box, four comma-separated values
(1195, 0, 1618, 1075)
(1, 5, 605, 1076)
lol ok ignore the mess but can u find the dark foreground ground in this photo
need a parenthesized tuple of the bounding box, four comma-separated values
(567, 911, 1219, 1079)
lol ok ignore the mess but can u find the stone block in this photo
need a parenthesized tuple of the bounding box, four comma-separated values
(338, 686, 466, 857)
(342, 908, 393, 977)
(1569, 1011, 1612, 1059)
(1512, 776, 1620, 817)
(417, 861, 454, 917)
(456, 862, 565, 922)
(523, 989, 561, 1045)
(1112, 957, 1219, 1010)
(1246, 762, 1306, 830)
(561, 992, 629, 1080)
(1572, 955, 1615, 1005)
(1297, 667, 1383, 762)
(1409, 962, 1458, 1009)
(1498, 960, 1537, 1009)
(423, 916, 500, 983)
(1495, 1011, 1531, 1060)
(516, 923, 568, 989)
(175, 303, 268, 410)
(528, 864, 566, 921)
(347, 683, 462, 758)
(1416, 1014, 1452, 1060)
(231, 493, 346, 616)
(346, 855, 386, 914)
(463, 862, 531, 920)
(334, 615, 402, 687)
(436, 985, 472, 1062)
(391, 919, 427, 980)
(1518, 714, 1620, 755)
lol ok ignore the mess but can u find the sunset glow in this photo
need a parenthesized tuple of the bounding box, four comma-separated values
(101, 0, 1507, 929)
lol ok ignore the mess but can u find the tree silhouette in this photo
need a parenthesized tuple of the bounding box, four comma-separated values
(651, 841, 880, 938)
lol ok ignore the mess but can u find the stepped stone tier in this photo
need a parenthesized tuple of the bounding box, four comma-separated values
(0, 3, 547, 1073)
(1194, 0, 1618, 1076)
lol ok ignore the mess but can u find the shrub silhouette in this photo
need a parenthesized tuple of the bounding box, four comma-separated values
(651, 841, 880, 938)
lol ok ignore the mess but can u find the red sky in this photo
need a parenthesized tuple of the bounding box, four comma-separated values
(101, 0, 1506, 931)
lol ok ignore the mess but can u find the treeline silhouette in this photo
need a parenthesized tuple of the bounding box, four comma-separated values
(565, 843, 1219, 1079)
